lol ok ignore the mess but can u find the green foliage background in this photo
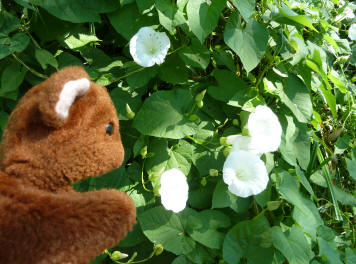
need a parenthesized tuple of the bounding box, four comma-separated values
(0, 0, 356, 263)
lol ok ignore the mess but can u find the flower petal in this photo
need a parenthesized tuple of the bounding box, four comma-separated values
(248, 105, 282, 154)
(223, 150, 268, 198)
(159, 168, 188, 213)
(129, 27, 170, 67)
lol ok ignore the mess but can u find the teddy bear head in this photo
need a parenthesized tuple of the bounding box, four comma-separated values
(0, 66, 124, 191)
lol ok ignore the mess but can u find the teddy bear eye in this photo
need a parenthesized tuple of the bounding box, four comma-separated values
(105, 123, 113, 135)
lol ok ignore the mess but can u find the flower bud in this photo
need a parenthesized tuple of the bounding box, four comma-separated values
(153, 185, 161, 197)
(154, 244, 164, 255)
(195, 89, 206, 103)
(148, 172, 158, 182)
(209, 169, 219, 177)
(110, 251, 128, 261)
(200, 177, 207, 186)
(223, 146, 231, 157)
(140, 145, 148, 158)
(196, 100, 204, 108)
(125, 103, 135, 119)
(189, 114, 198, 121)
(232, 119, 239, 126)
(219, 137, 227, 145)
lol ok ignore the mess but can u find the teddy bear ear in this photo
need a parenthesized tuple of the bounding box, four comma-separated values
(55, 78, 90, 120)
(38, 66, 91, 128)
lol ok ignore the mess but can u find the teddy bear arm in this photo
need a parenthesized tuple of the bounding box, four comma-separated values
(1, 187, 136, 264)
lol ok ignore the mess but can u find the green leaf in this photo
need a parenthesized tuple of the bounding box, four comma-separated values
(57, 52, 83, 68)
(346, 156, 356, 182)
(277, 74, 312, 123)
(138, 206, 196, 255)
(224, 12, 269, 73)
(318, 237, 343, 264)
(155, 0, 185, 33)
(0, 62, 27, 100)
(31, 0, 101, 23)
(231, 0, 255, 20)
(108, 3, 156, 40)
(279, 115, 311, 170)
(295, 166, 315, 197)
(172, 256, 195, 264)
(276, 170, 323, 239)
(62, 32, 100, 50)
(223, 215, 274, 264)
(0, 11, 20, 37)
(126, 66, 158, 89)
(271, 225, 314, 264)
(208, 69, 250, 107)
(35, 49, 58, 70)
(110, 85, 144, 121)
(212, 181, 251, 213)
(277, 2, 317, 31)
(0, 33, 30, 60)
(0, 111, 9, 131)
(158, 55, 189, 84)
(345, 248, 356, 264)
(178, 39, 210, 70)
(76, 0, 120, 12)
(186, 0, 226, 43)
(328, 70, 346, 94)
(133, 89, 199, 139)
(334, 135, 350, 155)
(188, 210, 230, 249)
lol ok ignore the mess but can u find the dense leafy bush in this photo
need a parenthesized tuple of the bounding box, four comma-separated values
(1, 0, 356, 263)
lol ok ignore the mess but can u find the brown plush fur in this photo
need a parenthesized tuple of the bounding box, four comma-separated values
(0, 66, 136, 263)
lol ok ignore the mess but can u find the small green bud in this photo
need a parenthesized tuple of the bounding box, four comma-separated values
(148, 172, 159, 182)
(223, 146, 231, 157)
(110, 251, 128, 261)
(153, 185, 161, 197)
(241, 127, 250, 136)
(232, 119, 239, 126)
(125, 103, 135, 119)
(196, 100, 204, 108)
(154, 244, 164, 255)
(140, 145, 148, 158)
(189, 114, 198, 121)
(195, 89, 206, 103)
(219, 137, 227, 145)
(200, 177, 207, 186)
(209, 169, 219, 177)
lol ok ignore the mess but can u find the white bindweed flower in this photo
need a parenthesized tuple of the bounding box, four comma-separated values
(226, 135, 262, 156)
(129, 27, 170, 67)
(248, 105, 282, 154)
(335, 7, 355, 21)
(223, 150, 269, 197)
(159, 169, 188, 213)
(348, 24, 356, 41)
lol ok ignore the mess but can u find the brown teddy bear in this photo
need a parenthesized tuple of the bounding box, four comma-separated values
(0, 66, 136, 263)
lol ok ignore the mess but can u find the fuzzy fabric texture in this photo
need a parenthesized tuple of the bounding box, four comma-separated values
(0, 66, 136, 263)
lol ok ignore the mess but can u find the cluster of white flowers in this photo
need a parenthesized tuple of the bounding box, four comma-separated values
(129, 27, 170, 67)
(223, 105, 282, 198)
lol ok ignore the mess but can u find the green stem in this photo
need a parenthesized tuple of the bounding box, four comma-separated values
(114, 67, 146, 82)
(141, 159, 152, 192)
(185, 136, 217, 152)
(12, 54, 48, 79)
(316, 148, 342, 221)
